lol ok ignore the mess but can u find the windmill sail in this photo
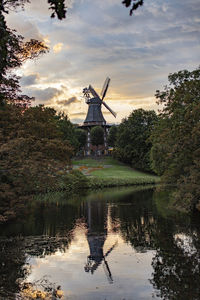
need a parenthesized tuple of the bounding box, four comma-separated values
(102, 101, 116, 118)
(84, 78, 116, 123)
(101, 77, 110, 101)
(88, 85, 100, 99)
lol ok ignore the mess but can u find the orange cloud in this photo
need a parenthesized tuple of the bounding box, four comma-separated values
(53, 43, 63, 53)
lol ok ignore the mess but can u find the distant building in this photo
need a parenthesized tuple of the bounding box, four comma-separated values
(80, 78, 116, 156)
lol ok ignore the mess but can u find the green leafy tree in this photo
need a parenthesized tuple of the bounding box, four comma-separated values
(91, 126, 104, 147)
(115, 109, 158, 172)
(150, 66, 200, 211)
(108, 125, 118, 147)
(56, 112, 80, 151)
(74, 129, 87, 150)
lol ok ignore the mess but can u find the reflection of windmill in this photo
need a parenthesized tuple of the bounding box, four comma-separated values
(80, 78, 117, 156)
(85, 238, 118, 284)
(83, 201, 118, 283)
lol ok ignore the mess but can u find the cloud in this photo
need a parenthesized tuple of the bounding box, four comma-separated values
(57, 96, 79, 106)
(71, 118, 84, 124)
(70, 112, 86, 117)
(5, 0, 200, 123)
(25, 87, 63, 102)
(20, 74, 39, 86)
(6, 17, 44, 41)
(53, 43, 64, 53)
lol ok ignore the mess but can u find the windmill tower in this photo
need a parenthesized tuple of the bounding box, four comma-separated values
(81, 77, 116, 156)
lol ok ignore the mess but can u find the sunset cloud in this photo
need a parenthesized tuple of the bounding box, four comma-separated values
(5, 0, 200, 123)
(57, 96, 79, 106)
(20, 74, 40, 86)
(53, 43, 64, 53)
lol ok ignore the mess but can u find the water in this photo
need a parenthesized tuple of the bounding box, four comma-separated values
(0, 186, 200, 300)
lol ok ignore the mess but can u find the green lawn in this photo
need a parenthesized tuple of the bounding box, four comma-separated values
(72, 157, 160, 187)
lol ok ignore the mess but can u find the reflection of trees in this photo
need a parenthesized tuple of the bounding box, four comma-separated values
(2, 187, 200, 299)
(111, 189, 157, 251)
(0, 238, 28, 299)
(0, 235, 71, 298)
(19, 277, 64, 299)
(149, 190, 200, 299)
(111, 187, 200, 299)
(0, 199, 78, 298)
(150, 217, 200, 300)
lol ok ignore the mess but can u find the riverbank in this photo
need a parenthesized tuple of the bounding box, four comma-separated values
(0, 157, 159, 224)
(73, 157, 160, 188)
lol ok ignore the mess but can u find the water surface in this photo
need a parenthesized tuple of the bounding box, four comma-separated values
(0, 186, 200, 300)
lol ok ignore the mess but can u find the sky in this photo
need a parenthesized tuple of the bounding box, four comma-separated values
(6, 0, 200, 124)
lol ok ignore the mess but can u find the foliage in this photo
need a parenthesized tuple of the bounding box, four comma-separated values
(0, 11, 48, 106)
(1, 0, 144, 18)
(56, 112, 77, 146)
(74, 128, 87, 150)
(107, 125, 118, 147)
(1, 0, 67, 19)
(0, 103, 87, 222)
(122, 0, 144, 15)
(56, 114, 87, 151)
(150, 66, 200, 211)
(114, 109, 158, 172)
(88, 176, 158, 189)
(61, 169, 89, 192)
(90, 126, 104, 146)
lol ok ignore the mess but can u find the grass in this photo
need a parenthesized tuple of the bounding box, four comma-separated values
(72, 157, 160, 188)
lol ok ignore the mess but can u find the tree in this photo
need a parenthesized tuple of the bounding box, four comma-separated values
(56, 112, 80, 151)
(122, 0, 144, 15)
(150, 66, 200, 211)
(91, 126, 104, 147)
(74, 129, 87, 151)
(108, 125, 118, 147)
(0, 13, 48, 106)
(1, 0, 67, 19)
(115, 109, 158, 172)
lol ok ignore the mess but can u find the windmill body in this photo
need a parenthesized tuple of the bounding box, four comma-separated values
(80, 77, 116, 156)
(84, 97, 106, 126)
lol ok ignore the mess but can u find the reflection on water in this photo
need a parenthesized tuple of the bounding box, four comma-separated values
(0, 186, 200, 299)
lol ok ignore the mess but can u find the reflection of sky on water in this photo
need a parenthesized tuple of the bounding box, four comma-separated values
(26, 218, 159, 300)
(2, 187, 199, 299)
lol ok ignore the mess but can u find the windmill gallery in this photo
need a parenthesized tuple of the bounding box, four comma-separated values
(80, 77, 116, 156)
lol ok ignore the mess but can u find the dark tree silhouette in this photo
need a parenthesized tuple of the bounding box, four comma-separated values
(122, 0, 144, 15)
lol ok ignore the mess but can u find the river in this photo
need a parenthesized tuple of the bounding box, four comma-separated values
(0, 186, 200, 300)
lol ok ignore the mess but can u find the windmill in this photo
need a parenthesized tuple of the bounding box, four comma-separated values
(83, 77, 116, 125)
(81, 77, 116, 155)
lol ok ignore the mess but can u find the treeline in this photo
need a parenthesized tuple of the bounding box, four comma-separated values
(0, 1, 89, 222)
(0, 103, 88, 222)
(108, 66, 200, 212)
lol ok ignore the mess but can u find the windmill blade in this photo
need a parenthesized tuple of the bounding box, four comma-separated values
(101, 77, 110, 101)
(88, 85, 101, 99)
(104, 241, 118, 258)
(102, 101, 117, 118)
(103, 259, 113, 284)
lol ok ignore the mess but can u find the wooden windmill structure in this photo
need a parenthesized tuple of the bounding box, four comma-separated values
(81, 77, 116, 156)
